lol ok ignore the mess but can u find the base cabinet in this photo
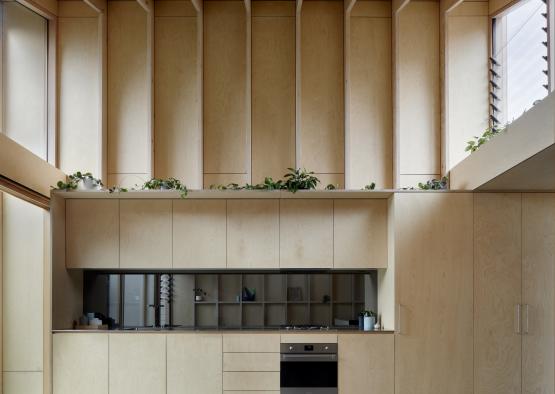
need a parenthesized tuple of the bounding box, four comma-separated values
(338, 334, 394, 394)
(109, 334, 167, 394)
(167, 334, 223, 394)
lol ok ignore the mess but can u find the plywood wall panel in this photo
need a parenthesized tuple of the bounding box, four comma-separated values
(252, 6, 295, 183)
(154, 8, 201, 187)
(203, 1, 248, 183)
(300, 1, 344, 179)
(58, 15, 100, 176)
(446, 5, 489, 170)
(349, 3, 392, 189)
(397, 2, 440, 179)
(107, 1, 150, 182)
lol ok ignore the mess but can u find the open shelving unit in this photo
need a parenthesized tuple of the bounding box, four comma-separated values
(171, 272, 371, 329)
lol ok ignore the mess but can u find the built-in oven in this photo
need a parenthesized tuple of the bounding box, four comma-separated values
(280, 343, 338, 394)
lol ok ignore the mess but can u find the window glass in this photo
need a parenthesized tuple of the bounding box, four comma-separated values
(1, 2, 48, 159)
(492, 0, 549, 124)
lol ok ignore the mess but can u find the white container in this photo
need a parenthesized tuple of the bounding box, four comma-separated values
(79, 178, 99, 190)
(364, 316, 376, 331)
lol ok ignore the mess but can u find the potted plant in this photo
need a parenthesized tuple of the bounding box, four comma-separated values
(70, 172, 103, 190)
(141, 177, 188, 198)
(362, 310, 376, 331)
(193, 288, 206, 302)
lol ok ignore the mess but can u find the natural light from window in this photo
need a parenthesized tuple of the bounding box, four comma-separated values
(492, 0, 549, 124)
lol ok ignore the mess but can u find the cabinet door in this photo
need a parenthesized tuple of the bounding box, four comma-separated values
(395, 193, 473, 394)
(474, 193, 522, 394)
(173, 200, 226, 269)
(338, 334, 394, 394)
(53, 333, 109, 394)
(227, 199, 279, 268)
(333, 199, 387, 269)
(167, 334, 223, 394)
(109, 334, 166, 394)
(66, 199, 119, 268)
(120, 200, 172, 269)
(522, 194, 555, 394)
(279, 199, 333, 268)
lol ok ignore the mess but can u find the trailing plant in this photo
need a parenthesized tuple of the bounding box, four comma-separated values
(52, 171, 102, 191)
(465, 125, 505, 153)
(362, 182, 376, 191)
(325, 184, 338, 190)
(108, 186, 128, 193)
(418, 176, 449, 190)
(54, 180, 78, 191)
(283, 168, 320, 193)
(141, 177, 188, 198)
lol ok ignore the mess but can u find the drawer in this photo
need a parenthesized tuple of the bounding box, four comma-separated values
(280, 333, 338, 344)
(223, 372, 280, 391)
(223, 353, 280, 372)
(223, 334, 280, 353)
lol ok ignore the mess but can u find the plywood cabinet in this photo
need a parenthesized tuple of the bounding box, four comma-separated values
(333, 199, 387, 269)
(522, 194, 555, 394)
(120, 200, 172, 269)
(279, 199, 334, 268)
(109, 334, 166, 394)
(395, 193, 473, 394)
(173, 200, 226, 269)
(53, 333, 109, 394)
(338, 334, 394, 394)
(474, 194, 522, 394)
(227, 199, 279, 268)
(167, 334, 223, 394)
(66, 199, 119, 269)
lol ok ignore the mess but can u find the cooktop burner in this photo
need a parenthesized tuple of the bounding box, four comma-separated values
(281, 325, 331, 331)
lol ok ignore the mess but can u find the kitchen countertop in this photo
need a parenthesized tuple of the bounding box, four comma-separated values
(52, 328, 395, 334)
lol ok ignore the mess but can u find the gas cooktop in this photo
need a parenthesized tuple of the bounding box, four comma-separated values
(281, 325, 331, 331)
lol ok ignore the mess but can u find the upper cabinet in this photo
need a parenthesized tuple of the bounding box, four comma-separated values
(173, 200, 227, 269)
(334, 199, 387, 269)
(279, 199, 334, 268)
(120, 200, 172, 269)
(227, 199, 280, 269)
(62, 195, 388, 270)
(66, 199, 119, 269)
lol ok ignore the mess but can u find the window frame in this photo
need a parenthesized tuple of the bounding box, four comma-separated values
(0, 0, 57, 166)
(489, 0, 553, 126)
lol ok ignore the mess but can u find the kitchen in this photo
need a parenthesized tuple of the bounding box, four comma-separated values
(0, 0, 554, 392)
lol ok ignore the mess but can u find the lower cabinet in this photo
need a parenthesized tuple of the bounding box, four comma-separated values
(223, 333, 281, 393)
(109, 334, 167, 394)
(53, 332, 396, 394)
(53, 333, 109, 394)
(167, 334, 223, 394)
(338, 334, 394, 394)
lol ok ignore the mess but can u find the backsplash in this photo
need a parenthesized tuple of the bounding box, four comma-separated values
(83, 271, 378, 329)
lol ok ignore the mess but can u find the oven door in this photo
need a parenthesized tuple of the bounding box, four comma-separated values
(280, 353, 338, 394)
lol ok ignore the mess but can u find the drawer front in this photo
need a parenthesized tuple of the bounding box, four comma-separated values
(280, 333, 338, 344)
(223, 353, 280, 372)
(223, 372, 280, 391)
(223, 334, 280, 353)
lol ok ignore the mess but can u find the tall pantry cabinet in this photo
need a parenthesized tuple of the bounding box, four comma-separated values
(394, 193, 474, 394)
(474, 193, 555, 394)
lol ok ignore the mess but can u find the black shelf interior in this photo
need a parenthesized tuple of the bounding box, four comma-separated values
(83, 271, 378, 329)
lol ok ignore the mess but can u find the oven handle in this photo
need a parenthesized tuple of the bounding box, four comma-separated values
(281, 354, 337, 362)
